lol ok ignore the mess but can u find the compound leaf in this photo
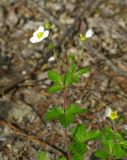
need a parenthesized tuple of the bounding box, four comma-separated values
(44, 107, 63, 121)
(48, 70, 63, 85)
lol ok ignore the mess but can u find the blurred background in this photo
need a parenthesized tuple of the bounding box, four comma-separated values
(0, 0, 127, 159)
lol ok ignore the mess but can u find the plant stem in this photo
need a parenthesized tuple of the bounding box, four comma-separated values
(79, 41, 84, 64)
(109, 120, 116, 160)
(63, 88, 71, 160)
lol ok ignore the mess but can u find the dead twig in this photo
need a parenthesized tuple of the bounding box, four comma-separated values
(0, 119, 67, 157)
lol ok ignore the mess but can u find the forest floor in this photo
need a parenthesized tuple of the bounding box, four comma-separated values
(0, 0, 127, 159)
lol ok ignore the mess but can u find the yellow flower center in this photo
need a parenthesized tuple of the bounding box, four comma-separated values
(80, 34, 86, 41)
(109, 111, 118, 120)
(37, 32, 44, 39)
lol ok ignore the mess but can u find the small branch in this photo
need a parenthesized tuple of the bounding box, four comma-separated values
(0, 119, 67, 157)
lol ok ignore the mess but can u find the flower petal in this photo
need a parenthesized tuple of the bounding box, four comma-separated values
(105, 107, 112, 117)
(85, 29, 93, 38)
(30, 37, 38, 43)
(38, 26, 44, 32)
(43, 30, 49, 38)
(48, 56, 55, 62)
(33, 30, 39, 37)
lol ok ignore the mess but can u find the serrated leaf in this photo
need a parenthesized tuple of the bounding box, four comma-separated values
(75, 67, 91, 76)
(70, 74, 79, 84)
(120, 140, 127, 149)
(44, 107, 63, 121)
(64, 63, 76, 86)
(72, 125, 100, 143)
(48, 85, 63, 93)
(115, 132, 123, 141)
(59, 105, 85, 128)
(69, 142, 87, 155)
(72, 124, 87, 143)
(37, 151, 50, 160)
(102, 127, 113, 140)
(83, 130, 100, 142)
(113, 143, 126, 159)
(95, 150, 109, 159)
(72, 153, 84, 160)
(48, 70, 63, 85)
(59, 113, 74, 128)
(102, 139, 114, 154)
(67, 104, 86, 115)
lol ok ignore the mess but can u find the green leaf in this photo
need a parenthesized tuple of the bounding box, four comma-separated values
(120, 140, 127, 149)
(47, 42, 55, 50)
(64, 63, 76, 86)
(48, 85, 63, 93)
(67, 104, 86, 115)
(83, 130, 100, 142)
(72, 124, 87, 143)
(113, 143, 126, 159)
(70, 74, 79, 84)
(102, 139, 114, 154)
(102, 127, 113, 140)
(75, 67, 91, 76)
(48, 70, 63, 85)
(37, 151, 50, 160)
(69, 142, 87, 155)
(59, 104, 85, 128)
(58, 104, 85, 128)
(72, 153, 84, 160)
(72, 125, 100, 143)
(44, 107, 63, 121)
(115, 132, 123, 141)
(59, 113, 74, 128)
(95, 150, 109, 159)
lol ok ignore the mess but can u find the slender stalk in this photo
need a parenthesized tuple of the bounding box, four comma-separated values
(79, 41, 85, 64)
(108, 120, 116, 160)
(63, 88, 71, 160)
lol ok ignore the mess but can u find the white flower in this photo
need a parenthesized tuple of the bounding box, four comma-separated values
(48, 56, 55, 62)
(85, 29, 93, 38)
(30, 26, 49, 43)
(105, 107, 118, 120)
(79, 29, 93, 42)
